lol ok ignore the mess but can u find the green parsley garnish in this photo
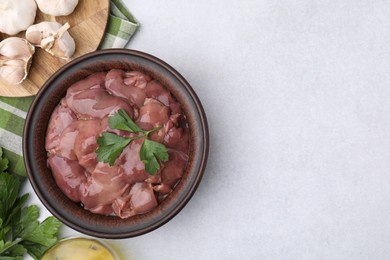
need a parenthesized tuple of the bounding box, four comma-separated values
(0, 147, 62, 260)
(96, 109, 169, 175)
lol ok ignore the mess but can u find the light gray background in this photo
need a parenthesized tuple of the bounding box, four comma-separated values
(26, 0, 390, 259)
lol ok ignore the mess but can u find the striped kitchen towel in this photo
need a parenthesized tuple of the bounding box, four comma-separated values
(0, 0, 139, 177)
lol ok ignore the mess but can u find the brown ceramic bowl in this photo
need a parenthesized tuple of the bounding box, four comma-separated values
(23, 49, 209, 239)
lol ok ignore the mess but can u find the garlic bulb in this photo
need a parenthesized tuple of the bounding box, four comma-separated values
(0, 37, 35, 85)
(35, 0, 79, 16)
(26, 22, 76, 60)
(0, 0, 37, 35)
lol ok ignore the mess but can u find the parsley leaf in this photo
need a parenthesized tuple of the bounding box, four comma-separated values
(140, 139, 169, 175)
(108, 109, 142, 132)
(0, 148, 8, 173)
(96, 132, 131, 166)
(12, 205, 39, 239)
(22, 216, 62, 247)
(0, 147, 62, 259)
(0, 170, 20, 225)
(96, 109, 170, 174)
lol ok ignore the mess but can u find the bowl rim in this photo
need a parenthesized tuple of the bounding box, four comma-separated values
(23, 48, 209, 238)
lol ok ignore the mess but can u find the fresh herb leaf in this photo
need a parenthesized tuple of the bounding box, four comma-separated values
(6, 244, 26, 258)
(12, 205, 39, 239)
(108, 109, 142, 132)
(0, 171, 20, 225)
(97, 132, 130, 146)
(0, 239, 21, 255)
(0, 149, 62, 259)
(0, 148, 8, 174)
(96, 133, 131, 166)
(20, 241, 49, 260)
(96, 109, 170, 174)
(4, 194, 28, 228)
(140, 139, 169, 175)
(22, 216, 62, 247)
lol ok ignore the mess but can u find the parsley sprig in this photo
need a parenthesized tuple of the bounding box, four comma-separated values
(0, 148, 62, 260)
(96, 109, 169, 175)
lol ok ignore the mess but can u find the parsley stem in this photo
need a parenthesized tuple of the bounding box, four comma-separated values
(145, 125, 163, 135)
(0, 238, 22, 254)
(127, 125, 163, 142)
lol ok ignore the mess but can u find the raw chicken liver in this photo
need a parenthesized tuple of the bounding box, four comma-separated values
(46, 70, 189, 218)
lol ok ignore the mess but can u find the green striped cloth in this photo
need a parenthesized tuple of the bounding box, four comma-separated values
(0, 0, 139, 177)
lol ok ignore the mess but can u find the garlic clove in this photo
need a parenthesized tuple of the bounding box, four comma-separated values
(50, 36, 75, 60)
(0, 0, 37, 35)
(24, 31, 42, 46)
(26, 22, 76, 60)
(0, 37, 35, 85)
(0, 60, 29, 85)
(35, 0, 79, 16)
(0, 37, 35, 60)
(26, 22, 59, 46)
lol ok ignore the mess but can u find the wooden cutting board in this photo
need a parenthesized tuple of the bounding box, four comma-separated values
(0, 0, 110, 97)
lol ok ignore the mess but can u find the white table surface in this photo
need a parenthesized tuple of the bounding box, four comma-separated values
(24, 0, 390, 259)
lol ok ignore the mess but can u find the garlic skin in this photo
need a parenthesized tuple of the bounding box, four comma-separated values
(0, 0, 37, 35)
(35, 0, 79, 16)
(0, 37, 35, 85)
(26, 22, 76, 60)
